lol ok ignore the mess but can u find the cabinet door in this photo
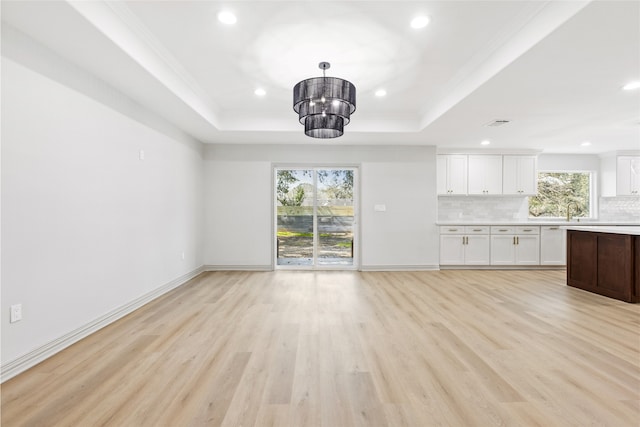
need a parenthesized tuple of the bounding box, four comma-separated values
(567, 231, 597, 290)
(516, 156, 537, 195)
(596, 234, 632, 301)
(465, 235, 490, 265)
(633, 158, 640, 194)
(467, 156, 484, 195)
(440, 235, 465, 264)
(448, 155, 468, 195)
(617, 156, 640, 196)
(437, 155, 467, 195)
(436, 155, 448, 195)
(515, 235, 540, 265)
(503, 156, 537, 195)
(502, 156, 519, 195)
(490, 235, 515, 265)
(485, 156, 504, 194)
(468, 155, 503, 195)
(540, 227, 566, 265)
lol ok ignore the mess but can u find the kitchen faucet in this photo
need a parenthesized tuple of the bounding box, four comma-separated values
(566, 201, 580, 222)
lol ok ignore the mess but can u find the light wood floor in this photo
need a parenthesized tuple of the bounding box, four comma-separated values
(2, 270, 639, 426)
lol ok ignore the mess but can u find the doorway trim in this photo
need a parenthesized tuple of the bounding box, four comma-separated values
(272, 164, 360, 270)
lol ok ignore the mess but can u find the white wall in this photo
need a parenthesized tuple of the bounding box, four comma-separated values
(1, 58, 204, 369)
(537, 153, 601, 172)
(203, 145, 439, 270)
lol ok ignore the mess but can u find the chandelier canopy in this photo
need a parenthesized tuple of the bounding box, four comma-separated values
(293, 62, 356, 139)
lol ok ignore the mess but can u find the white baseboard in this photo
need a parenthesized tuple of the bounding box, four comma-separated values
(439, 265, 566, 270)
(359, 265, 440, 271)
(203, 264, 273, 271)
(0, 266, 205, 383)
(203, 264, 442, 272)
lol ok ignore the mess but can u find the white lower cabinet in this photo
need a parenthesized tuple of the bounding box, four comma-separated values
(439, 226, 490, 265)
(540, 226, 566, 265)
(465, 235, 491, 264)
(515, 234, 541, 265)
(490, 234, 517, 265)
(490, 226, 540, 265)
(439, 224, 566, 267)
(440, 235, 465, 265)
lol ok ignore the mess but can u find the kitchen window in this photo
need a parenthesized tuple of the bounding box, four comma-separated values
(529, 171, 594, 219)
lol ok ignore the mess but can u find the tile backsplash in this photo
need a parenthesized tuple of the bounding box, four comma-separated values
(438, 195, 640, 222)
(598, 197, 640, 222)
(438, 196, 529, 222)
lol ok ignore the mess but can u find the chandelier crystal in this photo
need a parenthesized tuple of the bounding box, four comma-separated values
(293, 62, 356, 138)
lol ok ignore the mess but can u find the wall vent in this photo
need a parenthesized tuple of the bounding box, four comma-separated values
(486, 119, 511, 127)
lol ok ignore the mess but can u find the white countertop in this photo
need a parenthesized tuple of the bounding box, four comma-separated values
(437, 221, 640, 226)
(563, 226, 640, 235)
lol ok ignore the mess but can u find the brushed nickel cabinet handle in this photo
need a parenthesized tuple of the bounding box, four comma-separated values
(473, 229, 482, 232)
(499, 229, 509, 232)
(549, 227, 559, 230)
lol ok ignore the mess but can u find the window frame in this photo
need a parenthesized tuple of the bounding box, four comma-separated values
(528, 170, 597, 220)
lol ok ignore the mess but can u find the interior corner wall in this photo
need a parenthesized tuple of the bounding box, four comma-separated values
(203, 144, 439, 270)
(1, 58, 205, 368)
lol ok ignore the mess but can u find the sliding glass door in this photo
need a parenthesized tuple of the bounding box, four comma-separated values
(275, 167, 356, 268)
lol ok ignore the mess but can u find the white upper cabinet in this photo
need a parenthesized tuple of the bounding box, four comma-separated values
(616, 156, 640, 196)
(437, 155, 468, 195)
(503, 155, 537, 195)
(437, 153, 538, 196)
(467, 155, 503, 195)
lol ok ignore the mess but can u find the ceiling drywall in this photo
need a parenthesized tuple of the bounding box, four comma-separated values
(2, 0, 639, 153)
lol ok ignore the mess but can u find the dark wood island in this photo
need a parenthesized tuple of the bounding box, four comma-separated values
(566, 226, 640, 303)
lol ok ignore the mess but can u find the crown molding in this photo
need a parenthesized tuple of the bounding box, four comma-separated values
(66, 0, 221, 128)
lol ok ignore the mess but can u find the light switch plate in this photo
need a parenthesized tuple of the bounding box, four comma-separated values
(374, 204, 386, 212)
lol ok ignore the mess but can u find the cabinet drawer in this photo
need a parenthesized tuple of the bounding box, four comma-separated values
(516, 226, 540, 234)
(491, 226, 515, 234)
(440, 226, 464, 234)
(464, 226, 489, 234)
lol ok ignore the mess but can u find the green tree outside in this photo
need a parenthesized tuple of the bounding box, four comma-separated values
(529, 172, 590, 218)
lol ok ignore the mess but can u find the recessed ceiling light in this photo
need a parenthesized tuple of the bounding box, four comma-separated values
(254, 88, 266, 97)
(581, 141, 591, 146)
(410, 15, 430, 29)
(217, 11, 237, 25)
(622, 81, 640, 90)
(480, 140, 491, 145)
(375, 89, 387, 97)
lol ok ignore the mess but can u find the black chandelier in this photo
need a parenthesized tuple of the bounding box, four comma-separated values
(293, 62, 356, 138)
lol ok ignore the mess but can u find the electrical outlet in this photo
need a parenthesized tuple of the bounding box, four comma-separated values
(181, 251, 185, 260)
(10, 304, 22, 323)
